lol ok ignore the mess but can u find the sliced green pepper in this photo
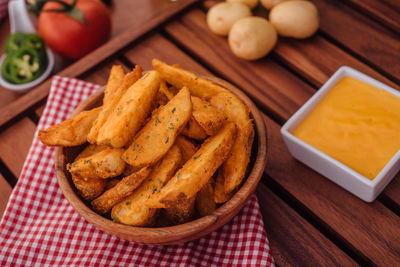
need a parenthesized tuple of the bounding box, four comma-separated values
(5, 32, 26, 54)
(2, 47, 43, 84)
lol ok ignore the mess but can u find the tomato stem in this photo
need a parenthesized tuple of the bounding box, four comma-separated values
(38, 0, 87, 24)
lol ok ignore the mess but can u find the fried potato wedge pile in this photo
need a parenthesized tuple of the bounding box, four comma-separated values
(39, 59, 255, 227)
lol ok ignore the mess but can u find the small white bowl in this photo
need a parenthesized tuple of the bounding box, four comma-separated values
(281, 66, 400, 202)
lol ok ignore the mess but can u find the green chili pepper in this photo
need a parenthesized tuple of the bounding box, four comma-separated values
(4, 32, 26, 54)
(2, 32, 48, 84)
(3, 47, 43, 84)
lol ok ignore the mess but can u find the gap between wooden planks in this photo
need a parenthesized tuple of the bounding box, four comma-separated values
(0, 0, 197, 128)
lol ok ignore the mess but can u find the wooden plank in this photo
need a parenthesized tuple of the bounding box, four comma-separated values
(256, 182, 357, 266)
(0, 0, 197, 127)
(123, 34, 209, 73)
(0, 117, 36, 178)
(0, 174, 12, 220)
(340, 0, 400, 33)
(313, 0, 400, 81)
(163, 9, 314, 122)
(264, 114, 400, 265)
(274, 35, 400, 90)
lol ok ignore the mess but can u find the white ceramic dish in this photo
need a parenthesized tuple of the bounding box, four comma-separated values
(281, 66, 400, 202)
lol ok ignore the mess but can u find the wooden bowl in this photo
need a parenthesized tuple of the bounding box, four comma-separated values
(55, 73, 267, 245)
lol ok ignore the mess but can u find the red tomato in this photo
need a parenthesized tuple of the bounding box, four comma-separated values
(38, 0, 111, 59)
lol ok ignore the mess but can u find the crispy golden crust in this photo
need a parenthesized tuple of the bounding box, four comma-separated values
(152, 59, 227, 99)
(123, 87, 192, 168)
(96, 71, 160, 148)
(164, 196, 195, 225)
(67, 148, 125, 180)
(182, 116, 208, 140)
(146, 122, 236, 209)
(91, 167, 151, 214)
(214, 169, 233, 204)
(196, 177, 216, 216)
(175, 136, 197, 163)
(71, 175, 107, 201)
(191, 96, 225, 136)
(88, 66, 142, 143)
(210, 91, 254, 194)
(111, 145, 182, 226)
(38, 107, 101, 146)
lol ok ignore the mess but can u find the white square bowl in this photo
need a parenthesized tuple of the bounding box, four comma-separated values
(281, 66, 400, 202)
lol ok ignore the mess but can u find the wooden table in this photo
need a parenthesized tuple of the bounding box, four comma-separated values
(0, 0, 399, 265)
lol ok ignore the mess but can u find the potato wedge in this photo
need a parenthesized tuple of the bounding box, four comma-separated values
(92, 167, 151, 214)
(164, 196, 195, 224)
(71, 144, 109, 201)
(102, 65, 125, 106)
(71, 175, 107, 201)
(67, 148, 125, 180)
(75, 144, 109, 160)
(146, 122, 236, 209)
(96, 70, 160, 148)
(152, 59, 227, 99)
(175, 136, 197, 163)
(182, 116, 208, 140)
(123, 87, 192, 168)
(214, 169, 233, 203)
(196, 177, 217, 216)
(88, 66, 142, 143)
(38, 107, 101, 146)
(210, 91, 254, 193)
(191, 96, 225, 135)
(111, 145, 182, 226)
(156, 79, 174, 106)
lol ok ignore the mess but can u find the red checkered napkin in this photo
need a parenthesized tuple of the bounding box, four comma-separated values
(0, 76, 274, 266)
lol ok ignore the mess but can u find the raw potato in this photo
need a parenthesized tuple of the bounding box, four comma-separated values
(196, 178, 216, 216)
(123, 87, 192, 168)
(227, 0, 259, 9)
(207, 2, 251, 36)
(88, 66, 142, 143)
(145, 122, 236, 209)
(67, 148, 126, 180)
(191, 96, 225, 136)
(228, 17, 277, 60)
(152, 59, 228, 100)
(210, 91, 254, 194)
(96, 71, 160, 148)
(38, 107, 101, 146)
(269, 0, 319, 39)
(260, 0, 290, 9)
(111, 145, 182, 226)
(91, 167, 152, 214)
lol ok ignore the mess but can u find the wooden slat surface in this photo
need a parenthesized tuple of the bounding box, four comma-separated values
(340, 0, 400, 33)
(314, 0, 400, 81)
(256, 183, 356, 266)
(0, 117, 36, 178)
(0, 0, 197, 127)
(0, 174, 12, 219)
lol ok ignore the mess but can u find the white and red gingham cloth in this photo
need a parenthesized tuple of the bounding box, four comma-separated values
(0, 76, 274, 266)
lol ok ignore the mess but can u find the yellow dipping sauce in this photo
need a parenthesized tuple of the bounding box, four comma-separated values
(293, 77, 400, 180)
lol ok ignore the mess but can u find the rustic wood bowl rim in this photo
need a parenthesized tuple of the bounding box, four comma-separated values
(55, 72, 267, 245)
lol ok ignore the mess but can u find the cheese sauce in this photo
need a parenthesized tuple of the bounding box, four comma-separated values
(294, 77, 400, 180)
